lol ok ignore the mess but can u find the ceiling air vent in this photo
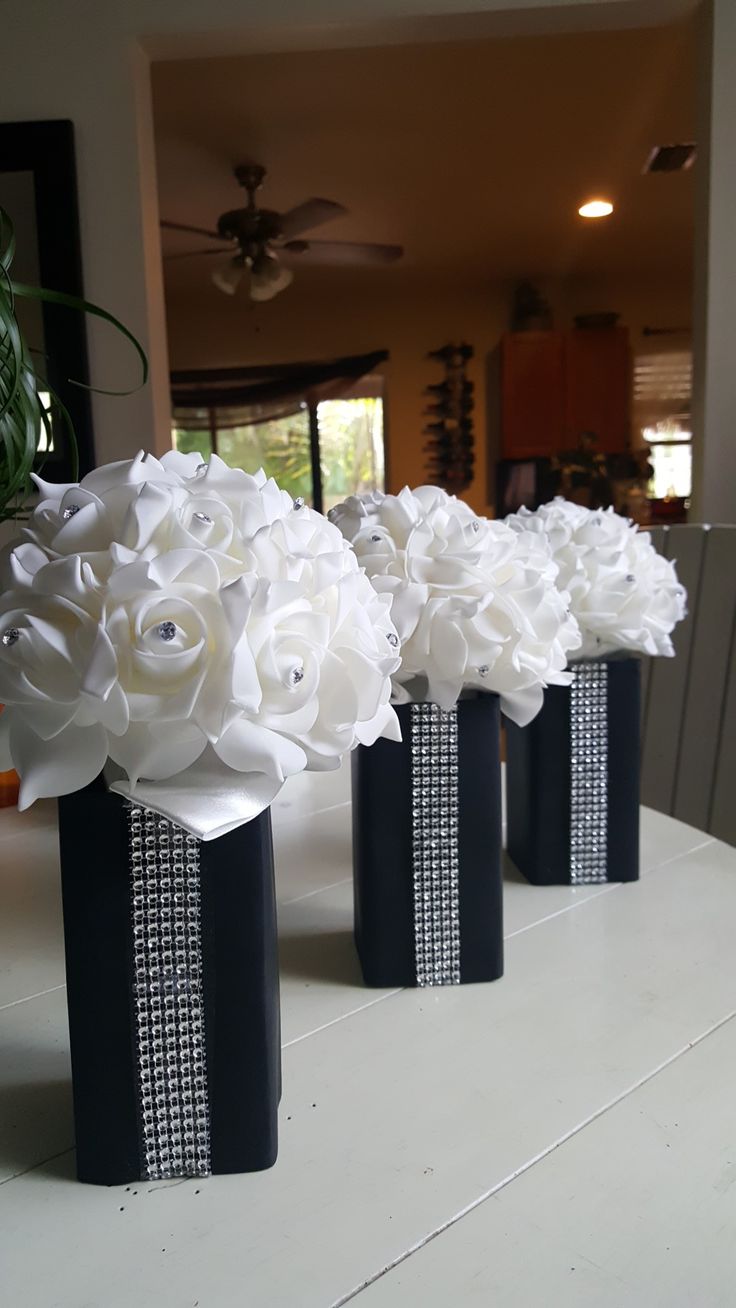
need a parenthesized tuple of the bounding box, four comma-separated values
(643, 143, 696, 174)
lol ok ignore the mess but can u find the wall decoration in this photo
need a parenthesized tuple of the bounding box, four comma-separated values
(423, 342, 475, 493)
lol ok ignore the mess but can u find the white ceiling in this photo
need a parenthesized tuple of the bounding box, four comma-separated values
(153, 18, 695, 299)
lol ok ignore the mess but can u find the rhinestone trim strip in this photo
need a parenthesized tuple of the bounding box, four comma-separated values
(569, 661, 609, 884)
(128, 805, 211, 1179)
(410, 703, 461, 986)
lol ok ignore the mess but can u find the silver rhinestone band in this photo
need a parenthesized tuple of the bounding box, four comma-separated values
(411, 703, 461, 986)
(128, 805, 211, 1179)
(569, 661, 609, 884)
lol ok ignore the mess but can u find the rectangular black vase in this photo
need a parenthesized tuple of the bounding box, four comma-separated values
(506, 657, 641, 886)
(58, 778, 280, 1185)
(352, 694, 503, 988)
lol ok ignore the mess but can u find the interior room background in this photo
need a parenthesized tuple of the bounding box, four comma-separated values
(155, 21, 695, 518)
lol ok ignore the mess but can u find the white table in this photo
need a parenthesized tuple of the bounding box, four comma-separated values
(1, 766, 735, 1307)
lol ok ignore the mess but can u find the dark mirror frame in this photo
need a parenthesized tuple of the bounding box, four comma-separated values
(0, 119, 94, 480)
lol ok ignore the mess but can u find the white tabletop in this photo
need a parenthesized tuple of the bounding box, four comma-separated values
(1, 765, 734, 1308)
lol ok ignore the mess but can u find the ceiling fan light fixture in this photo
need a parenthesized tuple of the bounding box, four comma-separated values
(249, 251, 293, 302)
(212, 257, 245, 295)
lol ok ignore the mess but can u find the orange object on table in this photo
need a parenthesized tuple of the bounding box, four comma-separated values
(0, 768, 19, 808)
(0, 705, 19, 806)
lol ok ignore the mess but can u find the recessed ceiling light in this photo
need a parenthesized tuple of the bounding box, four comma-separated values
(578, 199, 614, 219)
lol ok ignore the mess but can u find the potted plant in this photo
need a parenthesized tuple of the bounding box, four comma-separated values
(1, 204, 145, 807)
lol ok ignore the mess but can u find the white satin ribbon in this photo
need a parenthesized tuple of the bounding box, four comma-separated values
(105, 747, 283, 841)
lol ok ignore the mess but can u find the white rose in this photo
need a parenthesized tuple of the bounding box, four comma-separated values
(0, 556, 121, 806)
(215, 510, 402, 779)
(505, 498, 687, 658)
(3, 451, 303, 596)
(329, 486, 580, 722)
(8, 451, 185, 585)
(161, 452, 294, 540)
(102, 549, 260, 784)
(0, 452, 401, 830)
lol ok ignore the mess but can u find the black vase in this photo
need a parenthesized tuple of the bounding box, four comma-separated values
(58, 778, 280, 1185)
(506, 657, 640, 886)
(352, 695, 503, 988)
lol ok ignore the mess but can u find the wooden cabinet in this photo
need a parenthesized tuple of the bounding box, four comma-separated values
(499, 328, 630, 459)
(501, 333, 566, 458)
(565, 326, 630, 454)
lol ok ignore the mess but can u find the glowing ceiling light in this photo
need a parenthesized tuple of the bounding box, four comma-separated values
(578, 199, 614, 219)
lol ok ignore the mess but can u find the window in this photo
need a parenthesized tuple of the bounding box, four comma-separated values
(633, 349, 692, 500)
(174, 406, 314, 503)
(642, 418, 692, 500)
(170, 356, 387, 513)
(317, 397, 385, 514)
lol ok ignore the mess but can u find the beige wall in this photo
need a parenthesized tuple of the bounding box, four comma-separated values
(691, 0, 736, 524)
(166, 270, 692, 514)
(167, 277, 506, 514)
(1, 0, 690, 470)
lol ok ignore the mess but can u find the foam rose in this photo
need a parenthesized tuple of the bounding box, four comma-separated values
(329, 486, 581, 723)
(0, 452, 400, 834)
(504, 498, 687, 659)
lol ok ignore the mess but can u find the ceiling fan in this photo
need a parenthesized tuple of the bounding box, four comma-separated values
(161, 163, 403, 302)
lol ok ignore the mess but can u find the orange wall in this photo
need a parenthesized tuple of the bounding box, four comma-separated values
(165, 270, 692, 515)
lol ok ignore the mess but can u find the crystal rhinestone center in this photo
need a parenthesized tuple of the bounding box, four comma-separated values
(62, 504, 81, 520)
(128, 805, 211, 1180)
(157, 621, 177, 642)
(478, 665, 489, 678)
(410, 702, 461, 987)
(291, 665, 305, 685)
(293, 497, 305, 510)
(1, 626, 20, 647)
(193, 511, 213, 525)
(387, 632, 399, 648)
(569, 661, 609, 885)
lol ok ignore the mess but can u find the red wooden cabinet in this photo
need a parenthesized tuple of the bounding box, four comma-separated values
(565, 326, 630, 454)
(500, 328, 630, 458)
(501, 332, 566, 459)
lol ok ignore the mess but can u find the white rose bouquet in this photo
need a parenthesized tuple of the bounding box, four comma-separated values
(0, 451, 400, 836)
(328, 485, 581, 725)
(504, 498, 687, 660)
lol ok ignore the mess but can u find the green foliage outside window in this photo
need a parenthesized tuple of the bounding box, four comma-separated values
(172, 396, 384, 510)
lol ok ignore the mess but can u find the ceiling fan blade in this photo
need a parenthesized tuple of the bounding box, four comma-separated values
(164, 247, 236, 261)
(282, 240, 403, 267)
(277, 199, 348, 240)
(160, 219, 227, 242)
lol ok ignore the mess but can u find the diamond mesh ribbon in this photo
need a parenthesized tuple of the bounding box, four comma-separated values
(128, 805, 211, 1179)
(569, 661, 609, 884)
(410, 703, 461, 985)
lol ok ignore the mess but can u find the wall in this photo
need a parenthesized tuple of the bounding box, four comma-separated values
(691, 0, 736, 523)
(166, 269, 693, 513)
(166, 276, 506, 514)
(1, 0, 690, 473)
